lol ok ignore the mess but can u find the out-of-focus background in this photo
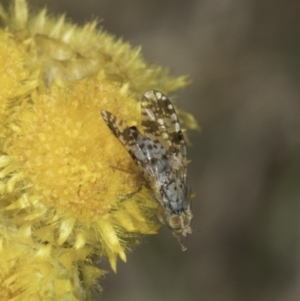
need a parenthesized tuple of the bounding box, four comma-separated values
(6, 1, 300, 300)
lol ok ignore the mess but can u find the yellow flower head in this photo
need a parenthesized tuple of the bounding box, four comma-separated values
(0, 0, 198, 300)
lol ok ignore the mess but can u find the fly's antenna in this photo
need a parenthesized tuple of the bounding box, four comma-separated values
(173, 232, 187, 251)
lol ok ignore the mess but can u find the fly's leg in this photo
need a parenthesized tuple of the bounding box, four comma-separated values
(110, 165, 136, 175)
(156, 205, 166, 226)
(118, 185, 143, 202)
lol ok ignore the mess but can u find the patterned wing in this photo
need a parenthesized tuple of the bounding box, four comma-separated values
(101, 110, 169, 185)
(141, 90, 186, 159)
(101, 110, 146, 168)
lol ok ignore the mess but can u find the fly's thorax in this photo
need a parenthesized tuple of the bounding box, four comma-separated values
(161, 175, 187, 212)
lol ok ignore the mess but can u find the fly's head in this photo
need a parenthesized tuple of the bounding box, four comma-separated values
(168, 208, 193, 237)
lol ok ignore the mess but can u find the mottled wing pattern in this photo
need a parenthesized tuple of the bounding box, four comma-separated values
(101, 110, 165, 181)
(141, 90, 186, 159)
(101, 110, 145, 167)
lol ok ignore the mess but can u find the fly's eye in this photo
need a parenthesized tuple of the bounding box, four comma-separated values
(167, 215, 182, 230)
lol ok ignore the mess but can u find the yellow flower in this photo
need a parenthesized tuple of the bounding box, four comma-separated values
(0, 0, 198, 300)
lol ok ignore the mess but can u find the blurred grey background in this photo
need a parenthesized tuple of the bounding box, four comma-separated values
(8, 0, 300, 300)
